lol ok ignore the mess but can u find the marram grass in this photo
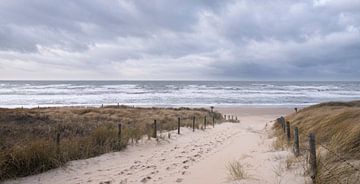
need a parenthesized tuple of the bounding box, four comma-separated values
(0, 106, 223, 181)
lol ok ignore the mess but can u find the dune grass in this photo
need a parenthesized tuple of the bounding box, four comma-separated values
(226, 160, 248, 180)
(273, 101, 360, 184)
(0, 105, 223, 181)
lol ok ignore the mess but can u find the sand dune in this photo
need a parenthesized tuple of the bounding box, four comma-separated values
(5, 107, 308, 184)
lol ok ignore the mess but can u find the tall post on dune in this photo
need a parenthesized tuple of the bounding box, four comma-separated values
(118, 123, 122, 143)
(212, 116, 215, 127)
(286, 121, 291, 143)
(56, 132, 60, 154)
(178, 117, 181, 134)
(204, 116, 207, 129)
(309, 133, 317, 182)
(153, 120, 157, 138)
(294, 127, 299, 157)
(210, 106, 214, 113)
(192, 116, 195, 132)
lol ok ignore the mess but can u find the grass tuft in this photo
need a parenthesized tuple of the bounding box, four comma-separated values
(226, 160, 248, 180)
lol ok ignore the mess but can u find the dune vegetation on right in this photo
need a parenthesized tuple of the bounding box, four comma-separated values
(273, 101, 360, 184)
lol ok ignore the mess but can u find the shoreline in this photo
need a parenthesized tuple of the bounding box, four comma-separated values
(0, 104, 309, 109)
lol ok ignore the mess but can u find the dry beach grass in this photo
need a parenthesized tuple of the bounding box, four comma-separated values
(0, 105, 223, 181)
(273, 101, 360, 184)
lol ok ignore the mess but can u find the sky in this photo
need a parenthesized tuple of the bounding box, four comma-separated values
(0, 0, 359, 81)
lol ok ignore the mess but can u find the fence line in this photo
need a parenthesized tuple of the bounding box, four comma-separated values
(276, 117, 359, 183)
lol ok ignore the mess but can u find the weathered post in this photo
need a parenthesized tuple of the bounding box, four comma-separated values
(38, 105, 40, 109)
(279, 117, 284, 130)
(286, 121, 291, 143)
(210, 106, 214, 113)
(212, 116, 215, 127)
(56, 132, 60, 154)
(204, 116, 207, 129)
(224, 114, 226, 119)
(309, 133, 317, 182)
(178, 117, 181, 134)
(294, 127, 300, 156)
(231, 115, 233, 120)
(192, 116, 195, 132)
(117, 103, 120, 108)
(294, 107, 298, 113)
(118, 123, 122, 142)
(101, 104, 104, 108)
(280, 117, 286, 133)
(153, 120, 157, 138)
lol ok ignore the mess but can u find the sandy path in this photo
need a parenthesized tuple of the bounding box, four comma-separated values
(6, 107, 308, 184)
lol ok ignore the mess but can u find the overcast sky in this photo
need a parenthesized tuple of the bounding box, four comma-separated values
(0, 0, 359, 80)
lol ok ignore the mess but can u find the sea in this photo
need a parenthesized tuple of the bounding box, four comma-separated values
(0, 81, 360, 108)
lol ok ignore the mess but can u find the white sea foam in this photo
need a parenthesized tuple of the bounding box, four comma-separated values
(0, 81, 359, 107)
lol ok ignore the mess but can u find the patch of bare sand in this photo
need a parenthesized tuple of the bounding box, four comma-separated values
(5, 107, 309, 184)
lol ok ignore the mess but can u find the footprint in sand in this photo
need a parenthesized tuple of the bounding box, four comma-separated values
(99, 181, 111, 184)
(141, 176, 152, 183)
(176, 178, 183, 183)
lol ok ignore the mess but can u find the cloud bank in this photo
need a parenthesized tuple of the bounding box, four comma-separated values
(0, 0, 359, 80)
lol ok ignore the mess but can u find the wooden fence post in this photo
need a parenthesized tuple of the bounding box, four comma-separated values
(294, 127, 299, 157)
(153, 120, 157, 138)
(279, 116, 286, 133)
(224, 114, 226, 119)
(178, 117, 181, 134)
(309, 133, 317, 182)
(212, 116, 215, 127)
(204, 116, 207, 129)
(117, 103, 120, 108)
(286, 121, 291, 142)
(118, 123, 122, 142)
(282, 118, 286, 133)
(192, 116, 195, 132)
(56, 132, 60, 154)
(294, 107, 298, 113)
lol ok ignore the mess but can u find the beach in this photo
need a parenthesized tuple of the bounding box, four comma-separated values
(5, 107, 309, 184)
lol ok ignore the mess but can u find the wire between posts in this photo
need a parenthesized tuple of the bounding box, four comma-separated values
(317, 143, 360, 172)
(296, 128, 360, 172)
(317, 159, 343, 184)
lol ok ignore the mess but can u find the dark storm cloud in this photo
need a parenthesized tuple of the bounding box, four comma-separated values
(0, 0, 359, 80)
